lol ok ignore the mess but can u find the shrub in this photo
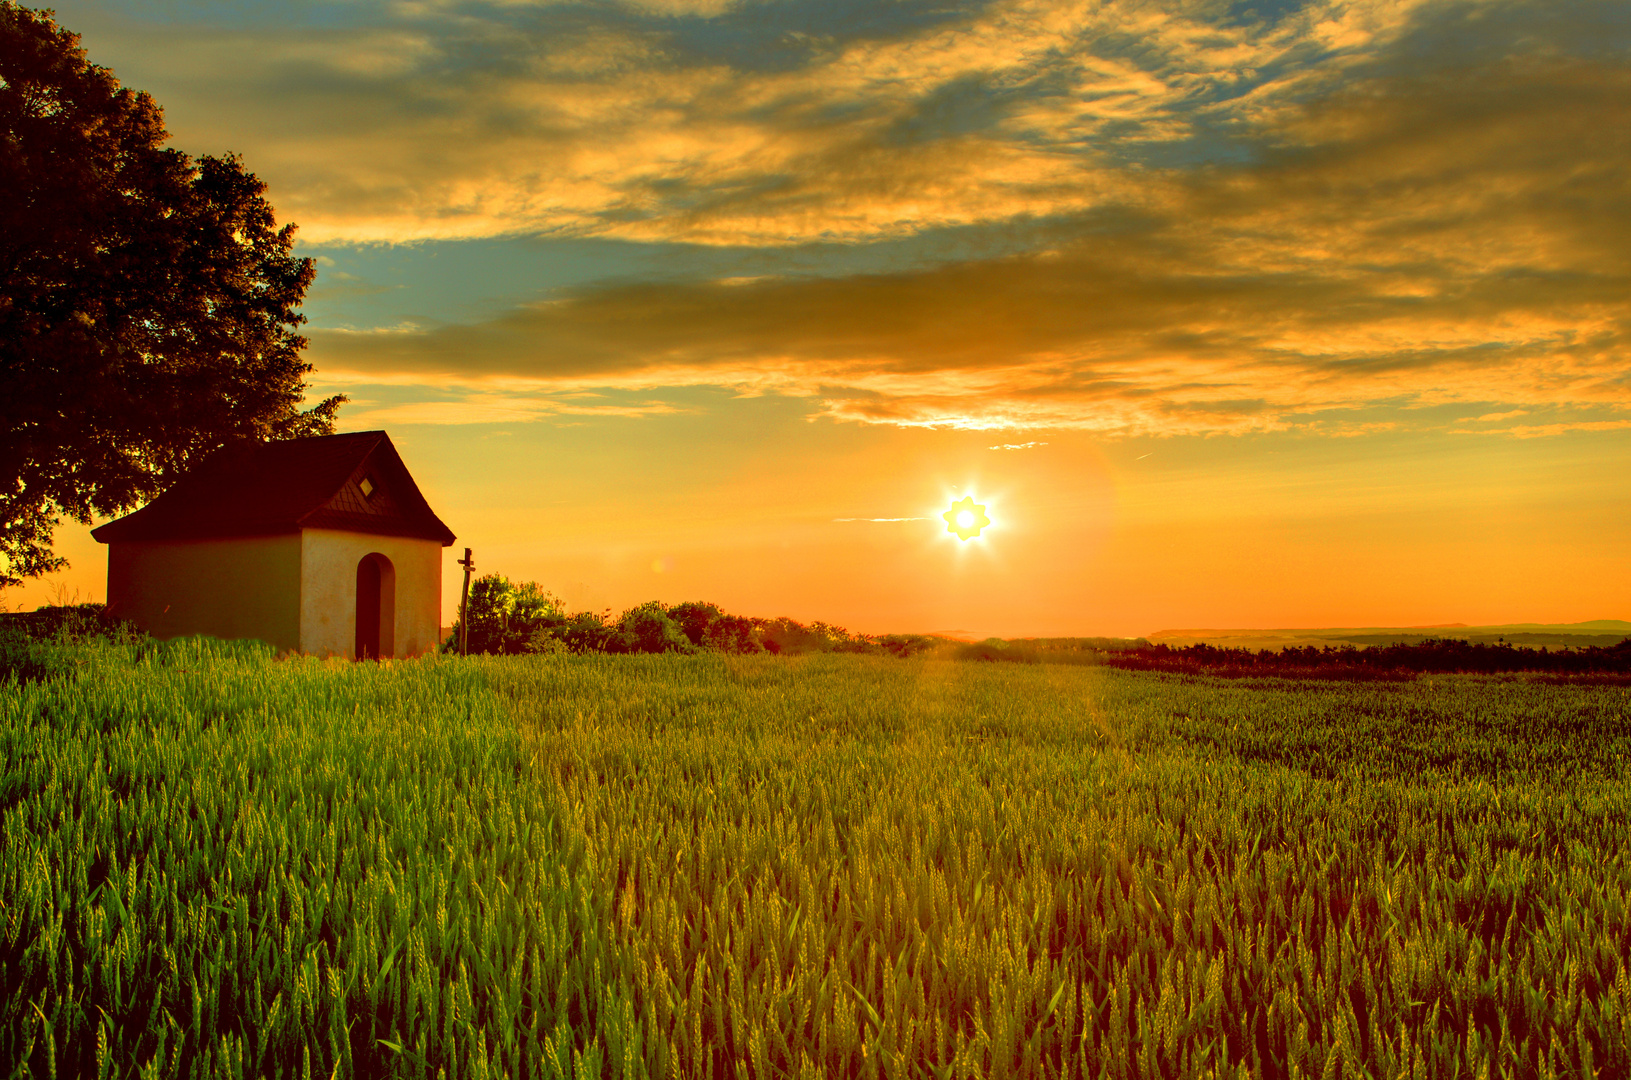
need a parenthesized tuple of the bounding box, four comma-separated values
(0, 604, 152, 681)
(0, 624, 65, 684)
(446, 576, 939, 659)
(612, 602, 694, 654)
(705, 614, 766, 653)
(667, 601, 723, 647)
(669, 601, 766, 653)
(446, 575, 566, 655)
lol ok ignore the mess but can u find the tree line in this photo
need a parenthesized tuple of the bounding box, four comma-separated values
(443, 577, 1631, 675)
(6, 589, 1628, 679)
(444, 574, 939, 658)
(1098, 638, 1631, 678)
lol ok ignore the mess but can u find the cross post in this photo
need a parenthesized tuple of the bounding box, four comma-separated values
(457, 547, 475, 656)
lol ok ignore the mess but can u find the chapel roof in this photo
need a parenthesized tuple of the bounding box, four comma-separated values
(91, 431, 456, 546)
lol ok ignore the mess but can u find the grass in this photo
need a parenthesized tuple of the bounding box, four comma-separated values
(3, 639, 1629, 1077)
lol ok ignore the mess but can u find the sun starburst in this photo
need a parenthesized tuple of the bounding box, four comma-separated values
(943, 496, 990, 541)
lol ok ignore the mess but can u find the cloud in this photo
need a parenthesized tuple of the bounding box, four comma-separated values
(309, 40, 1631, 435)
(93, 0, 1457, 244)
(1451, 419, 1631, 439)
(339, 392, 683, 426)
(89, 0, 1629, 434)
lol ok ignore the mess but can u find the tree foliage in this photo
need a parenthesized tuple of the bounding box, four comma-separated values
(453, 575, 566, 655)
(444, 575, 941, 659)
(447, 577, 699, 657)
(668, 601, 764, 653)
(614, 601, 696, 655)
(0, 2, 343, 585)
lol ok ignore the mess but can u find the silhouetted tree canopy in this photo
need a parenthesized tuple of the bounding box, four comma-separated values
(0, 2, 343, 586)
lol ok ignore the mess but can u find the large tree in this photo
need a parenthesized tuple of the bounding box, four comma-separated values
(0, 1, 343, 586)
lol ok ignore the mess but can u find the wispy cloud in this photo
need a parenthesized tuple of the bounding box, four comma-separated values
(339, 392, 683, 426)
(1459, 410, 1530, 423)
(1451, 419, 1631, 439)
(98, 0, 1452, 244)
(87, 0, 1631, 435)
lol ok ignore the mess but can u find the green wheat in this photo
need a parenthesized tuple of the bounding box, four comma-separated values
(2, 638, 1628, 1077)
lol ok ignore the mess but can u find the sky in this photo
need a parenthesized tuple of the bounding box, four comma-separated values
(8, 0, 1630, 637)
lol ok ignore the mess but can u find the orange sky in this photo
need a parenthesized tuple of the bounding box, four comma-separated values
(6, 0, 1630, 636)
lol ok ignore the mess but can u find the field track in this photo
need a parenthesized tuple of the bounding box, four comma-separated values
(4, 639, 1629, 1078)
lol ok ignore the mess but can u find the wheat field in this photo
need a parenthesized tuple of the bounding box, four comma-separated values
(3, 638, 1628, 1078)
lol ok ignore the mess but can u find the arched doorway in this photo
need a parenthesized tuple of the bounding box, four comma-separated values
(354, 553, 396, 659)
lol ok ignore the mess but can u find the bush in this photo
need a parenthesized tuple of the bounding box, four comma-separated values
(669, 601, 765, 653)
(0, 604, 152, 682)
(872, 634, 939, 658)
(612, 603, 694, 654)
(445, 575, 566, 655)
(706, 614, 767, 653)
(667, 601, 723, 647)
(0, 624, 68, 684)
(0, 603, 143, 645)
(552, 611, 620, 655)
(445, 577, 941, 659)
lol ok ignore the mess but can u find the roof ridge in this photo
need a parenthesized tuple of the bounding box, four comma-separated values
(92, 431, 455, 546)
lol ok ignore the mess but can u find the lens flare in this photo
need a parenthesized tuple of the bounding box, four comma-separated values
(943, 496, 990, 540)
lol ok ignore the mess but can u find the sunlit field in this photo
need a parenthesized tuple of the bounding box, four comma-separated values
(4, 641, 1629, 1078)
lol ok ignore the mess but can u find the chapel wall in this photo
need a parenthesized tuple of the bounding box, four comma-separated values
(105, 535, 303, 653)
(299, 529, 443, 659)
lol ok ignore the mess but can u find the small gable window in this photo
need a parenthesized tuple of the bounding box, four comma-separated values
(359, 476, 376, 499)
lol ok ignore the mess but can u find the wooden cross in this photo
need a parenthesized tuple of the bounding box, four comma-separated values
(458, 547, 475, 656)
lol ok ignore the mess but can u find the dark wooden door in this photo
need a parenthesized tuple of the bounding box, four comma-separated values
(355, 556, 381, 659)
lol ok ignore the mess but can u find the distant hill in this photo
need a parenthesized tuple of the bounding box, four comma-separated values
(1148, 620, 1631, 650)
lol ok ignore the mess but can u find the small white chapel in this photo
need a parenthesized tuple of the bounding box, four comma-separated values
(92, 431, 456, 659)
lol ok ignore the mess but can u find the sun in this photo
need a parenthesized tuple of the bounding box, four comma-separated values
(943, 496, 990, 541)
